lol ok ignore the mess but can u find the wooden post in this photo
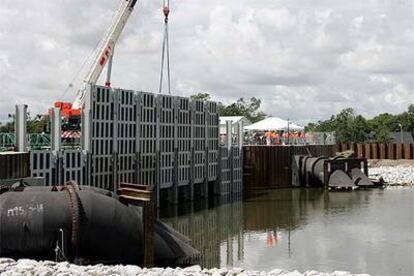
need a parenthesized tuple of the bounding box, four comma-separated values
(117, 183, 155, 267)
(143, 199, 155, 267)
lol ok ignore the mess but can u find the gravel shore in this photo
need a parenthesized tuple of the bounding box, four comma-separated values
(0, 259, 370, 276)
(368, 159, 414, 186)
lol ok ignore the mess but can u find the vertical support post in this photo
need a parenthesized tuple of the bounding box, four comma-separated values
(135, 93, 141, 184)
(50, 107, 61, 152)
(237, 121, 244, 193)
(81, 151, 89, 186)
(143, 198, 155, 267)
(118, 184, 154, 267)
(81, 85, 93, 152)
(226, 121, 233, 194)
(15, 105, 28, 152)
(172, 97, 179, 204)
(189, 101, 195, 201)
(226, 121, 232, 150)
(50, 107, 62, 186)
(112, 89, 119, 192)
(203, 104, 209, 198)
(81, 86, 93, 185)
(155, 97, 161, 207)
(216, 145, 222, 196)
(237, 121, 244, 150)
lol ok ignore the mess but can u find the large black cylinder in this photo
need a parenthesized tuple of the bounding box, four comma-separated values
(0, 184, 198, 265)
(304, 157, 328, 186)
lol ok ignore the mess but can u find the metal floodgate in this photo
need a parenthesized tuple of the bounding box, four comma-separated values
(26, 85, 243, 206)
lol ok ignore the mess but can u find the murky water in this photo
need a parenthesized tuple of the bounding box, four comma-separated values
(160, 188, 414, 276)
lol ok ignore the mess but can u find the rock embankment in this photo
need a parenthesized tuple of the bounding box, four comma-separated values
(0, 259, 370, 276)
(369, 160, 414, 186)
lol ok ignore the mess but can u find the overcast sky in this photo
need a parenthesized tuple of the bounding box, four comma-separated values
(0, 0, 413, 125)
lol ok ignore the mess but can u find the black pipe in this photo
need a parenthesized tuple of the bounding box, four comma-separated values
(304, 157, 328, 186)
(0, 183, 198, 266)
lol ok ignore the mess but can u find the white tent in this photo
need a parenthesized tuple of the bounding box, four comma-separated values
(244, 117, 303, 131)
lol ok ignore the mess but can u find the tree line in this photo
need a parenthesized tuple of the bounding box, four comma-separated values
(0, 114, 49, 133)
(305, 105, 414, 143)
(190, 93, 266, 123)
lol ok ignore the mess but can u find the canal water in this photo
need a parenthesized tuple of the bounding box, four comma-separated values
(160, 188, 414, 276)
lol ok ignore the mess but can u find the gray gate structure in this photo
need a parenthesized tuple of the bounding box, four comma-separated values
(20, 85, 244, 207)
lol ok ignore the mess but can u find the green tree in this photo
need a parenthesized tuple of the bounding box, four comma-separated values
(0, 121, 14, 132)
(305, 108, 372, 143)
(305, 105, 414, 143)
(27, 114, 49, 133)
(218, 97, 267, 123)
(190, 93, 211, 102)
(0, 114, 49, 133)
(190, 93, 267, 123)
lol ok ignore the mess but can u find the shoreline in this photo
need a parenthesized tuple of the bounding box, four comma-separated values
(368, 159, 414, 186)
(0, 259, 371, 276)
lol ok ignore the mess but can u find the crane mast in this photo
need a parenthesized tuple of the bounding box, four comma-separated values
(72, 0, 138, 109)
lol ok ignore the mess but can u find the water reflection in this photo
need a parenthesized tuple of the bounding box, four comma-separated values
(161, 196, 244, 268)
(160, 188, 414, 275)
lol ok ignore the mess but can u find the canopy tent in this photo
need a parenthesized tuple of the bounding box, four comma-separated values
(244, 117, 303, 131)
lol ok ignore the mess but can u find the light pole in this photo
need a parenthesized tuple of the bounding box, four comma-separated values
(398, 123, 404, 144)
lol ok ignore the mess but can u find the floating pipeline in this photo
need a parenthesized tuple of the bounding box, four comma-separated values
(0, 183, 199, 266)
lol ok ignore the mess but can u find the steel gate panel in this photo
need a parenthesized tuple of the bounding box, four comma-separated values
(192, 100, 206, 184)
(30, 150, 55, 186)
(115, 89, 137, 184)
(90, 86, 115, 191)
(232, 146, 243, 193)
(158, 94, 175, 189)
(219, 147, 231, 195)
(137, 92, 157, 186)
(206, 101, 219, 182)
(176, 97, 191, 186)
(61, 150, 84, 185)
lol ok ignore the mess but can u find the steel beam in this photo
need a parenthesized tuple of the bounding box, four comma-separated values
(50, 107, 61, 151)
(15, 105, 28, 152)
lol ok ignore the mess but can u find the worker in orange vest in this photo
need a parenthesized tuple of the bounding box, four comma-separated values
(265, 130, 272, 145)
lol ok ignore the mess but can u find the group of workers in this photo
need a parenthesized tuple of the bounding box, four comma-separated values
(249, 130, 309, 146)
(220, 130, 333, 146)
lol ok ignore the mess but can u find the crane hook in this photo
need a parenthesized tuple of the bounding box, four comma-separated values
(163, 0, 170, 22)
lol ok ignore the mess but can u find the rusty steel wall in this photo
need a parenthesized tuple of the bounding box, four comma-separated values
(0, 152, 30, 180)
(243, 145, 338, 189)
(337, 143, 414, 160)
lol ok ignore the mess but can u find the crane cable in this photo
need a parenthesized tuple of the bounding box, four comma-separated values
(158, 0, 171, 94)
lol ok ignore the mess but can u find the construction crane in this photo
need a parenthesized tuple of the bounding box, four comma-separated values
(54, 0, 138, 129)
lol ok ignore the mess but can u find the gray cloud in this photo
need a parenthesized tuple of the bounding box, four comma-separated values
(0, 0, 413, 125)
